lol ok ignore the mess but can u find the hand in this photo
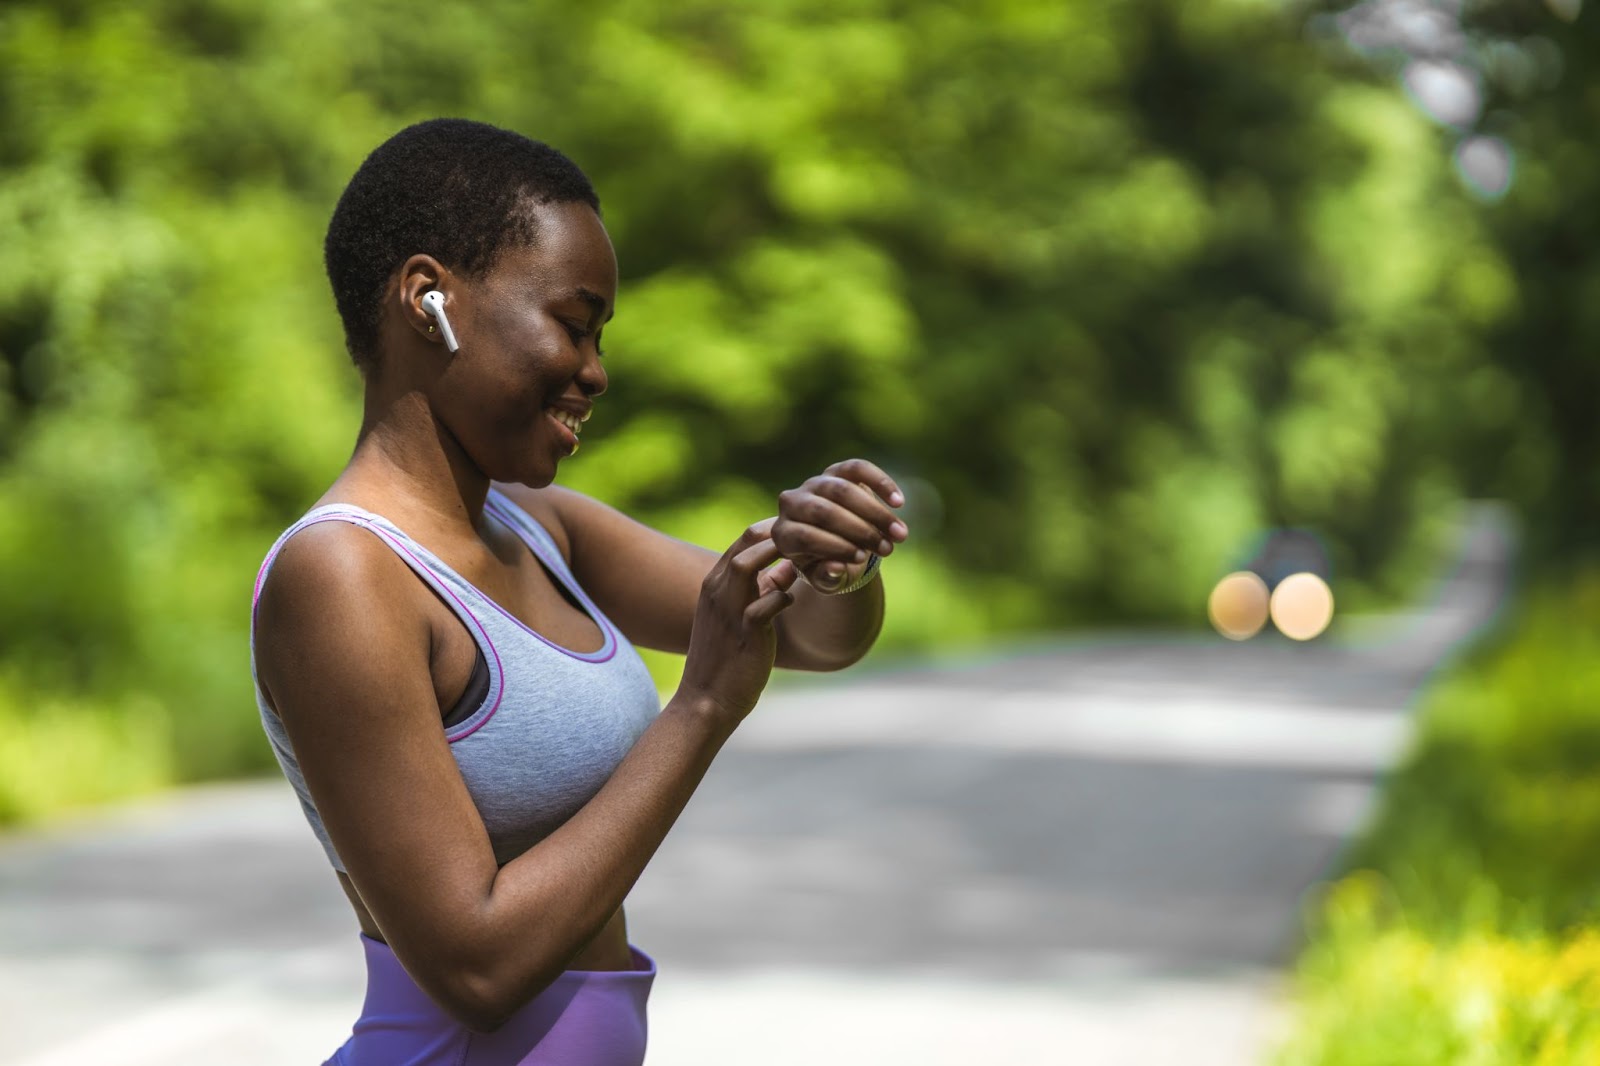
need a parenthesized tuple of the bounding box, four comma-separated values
(772, 459, 909, 594)
(678, 518, 803, 724)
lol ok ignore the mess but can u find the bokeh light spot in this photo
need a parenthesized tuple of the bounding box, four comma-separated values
(1270, 572, 1335, 641)
(1209, 571, 1271, 641)
(1455, 135, 1514, 200)
(1403, 59, 1482, 128)
(1546, 0, 1582, 23)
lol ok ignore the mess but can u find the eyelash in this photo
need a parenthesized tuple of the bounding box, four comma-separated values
(564, 322, 605, 357)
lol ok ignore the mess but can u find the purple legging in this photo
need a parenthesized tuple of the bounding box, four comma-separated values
(325, 935, 655, 1066)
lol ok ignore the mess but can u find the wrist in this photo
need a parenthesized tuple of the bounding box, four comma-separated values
(664, 688, 741, 742)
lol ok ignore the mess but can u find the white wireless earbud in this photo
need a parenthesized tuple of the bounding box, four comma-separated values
(420, 290, 460, 353)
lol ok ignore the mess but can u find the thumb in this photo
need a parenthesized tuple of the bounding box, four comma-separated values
(758, 557, 801, 596)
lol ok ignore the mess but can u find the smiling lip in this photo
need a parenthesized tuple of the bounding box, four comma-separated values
(547, 398, 593, 420)
(547, 409, 578, 455)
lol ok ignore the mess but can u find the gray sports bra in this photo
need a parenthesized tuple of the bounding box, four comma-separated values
(250, 488, 663, 871)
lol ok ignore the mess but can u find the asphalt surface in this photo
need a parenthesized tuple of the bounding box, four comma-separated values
(0, 505, 1514, 1065)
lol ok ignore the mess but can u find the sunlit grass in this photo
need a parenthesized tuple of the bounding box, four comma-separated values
(1282, 885, 1600, 1066)
(1280, 571, 1600, 1064)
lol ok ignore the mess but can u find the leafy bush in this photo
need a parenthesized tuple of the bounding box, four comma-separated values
(1283, 879, 1600, 1066)
(1281, 572, 1600, 1063)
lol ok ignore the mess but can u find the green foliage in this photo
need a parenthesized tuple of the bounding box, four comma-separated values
(1281, 882, 1600, 1066)
(0, 667, 171, 822)
(1338, 574, 1600, 936)
(0, 0, 1522, 817)
(1281, 574, 1600, 1063)
(1410, 3, 1600, 571)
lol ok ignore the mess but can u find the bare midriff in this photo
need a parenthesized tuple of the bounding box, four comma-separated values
(337, 870, 636, 971)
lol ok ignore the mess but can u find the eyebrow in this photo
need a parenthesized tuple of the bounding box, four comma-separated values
(573, 287, 614, 325)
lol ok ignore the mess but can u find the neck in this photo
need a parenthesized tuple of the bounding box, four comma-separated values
(341, 384, 489, 534)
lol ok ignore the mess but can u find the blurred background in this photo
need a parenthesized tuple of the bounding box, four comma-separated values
(1, 0, 1597, 1062)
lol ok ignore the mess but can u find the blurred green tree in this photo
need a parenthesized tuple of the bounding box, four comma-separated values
(1449, 2, 1599, 569)
(0, 0, 1510, 806)
(1310, 0, 1598, 570)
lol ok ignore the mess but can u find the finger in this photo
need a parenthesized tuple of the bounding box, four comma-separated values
(757, 558, 799, 597)
(729, 536, 785, 580)
(796, 480, 908, 547)
(727, 517, 778, 555)
(711, 518, 777, 577)
(744, 586, 796, 627)
(788, 486, 902, 555)
(823, 458, 905, 509)
(780, 521, 870, 565)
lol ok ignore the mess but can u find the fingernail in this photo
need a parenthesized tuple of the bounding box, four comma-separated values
(890, 521, 908, 538)
(827, 563, 844, 578)
(854, 549, 867, 563)
(890, 491, 905, 506)
(878, 539, 893, 555)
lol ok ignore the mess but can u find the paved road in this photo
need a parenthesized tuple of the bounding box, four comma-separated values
(0, 506, 1513, 1065)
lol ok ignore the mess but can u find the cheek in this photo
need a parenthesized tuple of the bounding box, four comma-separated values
(483, 307, 568, 380)
(470, 318, 558, 395)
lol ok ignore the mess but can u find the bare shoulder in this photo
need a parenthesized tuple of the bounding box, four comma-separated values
(257, 519, 417, 625)
(254, 519, 432, 712)
(489, 481, 718, 656)
(491, 480, 700, 567)
(491, 481, 578, 563)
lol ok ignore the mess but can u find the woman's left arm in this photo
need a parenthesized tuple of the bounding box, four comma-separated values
(500, 459, 907, 672)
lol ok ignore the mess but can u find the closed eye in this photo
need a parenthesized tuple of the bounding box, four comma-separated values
(563, 321, 605, 357)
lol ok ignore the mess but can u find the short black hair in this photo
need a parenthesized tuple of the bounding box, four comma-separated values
(324, 118, 600, 368)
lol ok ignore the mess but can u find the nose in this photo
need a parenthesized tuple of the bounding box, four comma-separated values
(579, 348, 607, 398)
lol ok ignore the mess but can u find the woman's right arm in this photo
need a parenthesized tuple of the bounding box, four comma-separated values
(254, 519, 795, 1033)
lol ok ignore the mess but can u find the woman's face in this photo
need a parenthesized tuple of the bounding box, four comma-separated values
(434, 199, 615, 488)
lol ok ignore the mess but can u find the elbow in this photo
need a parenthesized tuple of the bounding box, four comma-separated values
(823, 648, 869, 672)
(439, 978, 512, 1035)
(777, 630, 878, 672)
(386, 889, 584, 1033)
(433, 967, 546, 1035)
(456, 1003, 517, 1036)
(806, 630, 883, 672)
(423, 946, 564, 1035)
(779, 650, 863, 673)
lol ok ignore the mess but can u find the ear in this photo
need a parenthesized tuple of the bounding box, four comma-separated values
(396, 254, 454, 349)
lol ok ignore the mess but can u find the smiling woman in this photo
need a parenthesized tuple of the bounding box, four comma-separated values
(248, 118, 906, 1066)
(400, 206, 616, 480)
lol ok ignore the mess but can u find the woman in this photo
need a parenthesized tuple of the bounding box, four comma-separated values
(249, 118, 909, 1065)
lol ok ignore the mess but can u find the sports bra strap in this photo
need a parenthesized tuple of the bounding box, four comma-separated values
(250, 505, 507, 737)
(484, 489, 570, 575)
(251, 505, 379, 616)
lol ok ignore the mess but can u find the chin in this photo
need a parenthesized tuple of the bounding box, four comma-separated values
(480, 437, 559, 488)
(504, 456, 560, 488)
